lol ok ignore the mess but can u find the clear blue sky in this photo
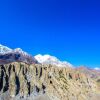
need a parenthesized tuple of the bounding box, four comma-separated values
(0, 0, 100, 68)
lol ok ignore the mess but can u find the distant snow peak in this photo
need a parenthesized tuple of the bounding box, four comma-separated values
(35, 54, 73, 67)
(0, 44, 37, 64)
(0, 44, 12, 54)
(0, 44, 29, 56)
(94, 67, 100, 70)
(14, 48, 22, 52)
(0, 44, 73, 67)
(34, 54, 58, 63)
(14, 48, 29, 56)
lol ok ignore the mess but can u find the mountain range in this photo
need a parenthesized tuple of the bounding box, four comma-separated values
(0, 44, 100, 100)
(0, 44, 73, 67)
(0, 44, 37, 64)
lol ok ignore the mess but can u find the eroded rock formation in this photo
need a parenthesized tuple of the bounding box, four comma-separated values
(0, 62, 100, 100)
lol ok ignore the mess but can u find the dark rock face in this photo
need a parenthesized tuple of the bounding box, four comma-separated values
(0, 44, 38, 65)
(0, 52, 38, 65)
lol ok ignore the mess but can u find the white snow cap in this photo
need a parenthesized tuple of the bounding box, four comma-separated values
(14, 48, 29, 56)
(35, 54, 73, 67)
(94, 67, 100, 70)
(0, 44, 30, 56)
(0, 44, 13, 54)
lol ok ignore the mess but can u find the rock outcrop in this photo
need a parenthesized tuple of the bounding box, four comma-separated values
(0, 44, 38, 64)
(0, 62, 100, 100)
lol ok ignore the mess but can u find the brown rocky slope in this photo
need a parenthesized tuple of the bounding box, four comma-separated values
(0, 62, 100, 100)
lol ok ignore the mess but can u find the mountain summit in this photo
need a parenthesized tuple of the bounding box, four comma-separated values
(0, 44, 100, 100)
(0, 44, 13, 54)
(0, 44, 30, 56)
(0, 44, 37, 64)
(35, 54, 73, 67)
(0, 44, 73, 67)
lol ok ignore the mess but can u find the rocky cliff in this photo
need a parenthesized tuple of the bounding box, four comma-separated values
(0, 62, 100, 100)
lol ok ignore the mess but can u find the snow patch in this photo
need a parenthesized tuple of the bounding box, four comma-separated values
(94, 67, 100, 70)
(35, 54, 73, 67)
(0, 44, 13, 54)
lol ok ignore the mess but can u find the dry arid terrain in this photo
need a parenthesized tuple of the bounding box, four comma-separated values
(0, 62, 100, 100)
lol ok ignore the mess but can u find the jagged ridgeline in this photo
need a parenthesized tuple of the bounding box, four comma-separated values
(0, 44, 38, 65)
(0, 44, 100, 100)
(0, 62, 100, 100)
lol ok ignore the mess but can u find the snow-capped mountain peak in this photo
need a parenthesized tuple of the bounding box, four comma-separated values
(0, 44, 29, 56)
(0, 44, 37, 64)
(14, 48, 29, 56)
(0, 44, 13, 54)
(14, 48, 23, 52)
(94, 67, 100, 70)
(0, 44, 73, 67)
(34, 54, 58, 63)
(35, 54, 73, 67)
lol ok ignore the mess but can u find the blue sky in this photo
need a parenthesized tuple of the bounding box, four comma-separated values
(0, 0, 100, 68)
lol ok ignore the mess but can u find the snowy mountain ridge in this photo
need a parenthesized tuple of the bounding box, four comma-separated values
(0, 44, 37, 64)
(0, 44, 73, 67)
(0, 44, 29, 56)
(0, 44, 13, 54)
(35, 54, 73, 67)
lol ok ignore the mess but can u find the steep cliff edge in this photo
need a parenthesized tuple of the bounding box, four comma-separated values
(0, 62, 100, 100)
